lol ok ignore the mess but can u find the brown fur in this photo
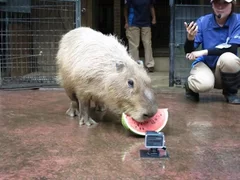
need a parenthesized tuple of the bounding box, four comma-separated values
(56, 27, 158, 126)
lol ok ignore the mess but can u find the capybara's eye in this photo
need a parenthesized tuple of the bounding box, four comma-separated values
(128, 79, 134, 88)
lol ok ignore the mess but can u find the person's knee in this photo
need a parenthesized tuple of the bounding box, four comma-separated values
(141, 38, 151, 45)
(218, 52, 240, 72)
(188, 75, 214, 93)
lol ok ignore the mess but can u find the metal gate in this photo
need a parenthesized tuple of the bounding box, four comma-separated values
(170, 1, 240, 87)
(0, 0, 80, 89)
(169, 2, 212, 87)
(173, 4, 212, 86)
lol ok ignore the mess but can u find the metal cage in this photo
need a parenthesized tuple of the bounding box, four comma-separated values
(0, 0, 80, 89)
(171, 2, 240, 87)
(173, 4, 212, 86)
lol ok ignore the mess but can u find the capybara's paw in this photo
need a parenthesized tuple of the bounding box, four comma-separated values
(66, 107, 79, 117)
(95, 104, 106, 112)
(79, 117, 97, 126)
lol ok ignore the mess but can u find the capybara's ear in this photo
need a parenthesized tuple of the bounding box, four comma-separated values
(137, 60, 144, 68)
(115, 61, 125, 72)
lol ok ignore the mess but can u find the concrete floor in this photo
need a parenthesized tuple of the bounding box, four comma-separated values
(0, 74, 239, 180)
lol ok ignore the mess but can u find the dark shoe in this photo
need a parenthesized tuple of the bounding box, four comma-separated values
(185, 82, 199, 102)
(147, 67, 154, 73)
(223, 94, 240, 104)
(221, 70, 240, 105)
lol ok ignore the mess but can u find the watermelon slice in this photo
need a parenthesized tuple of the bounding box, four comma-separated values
(121, 108, 168, 136)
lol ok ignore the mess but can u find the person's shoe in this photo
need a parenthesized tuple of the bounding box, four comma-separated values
(147, 67, 154, 73)
(185, 82, 199, 102)
(223, 93, 240, 104)
(220, 71, 240, 105)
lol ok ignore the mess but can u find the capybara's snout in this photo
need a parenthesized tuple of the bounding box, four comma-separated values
(143, 106, 158, 119)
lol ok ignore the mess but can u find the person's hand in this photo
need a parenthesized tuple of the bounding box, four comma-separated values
(124, 23, 129, 29)
(184, 21, 198, 41)
(152, 18, 156, 25)
(186, 50, 208, 61)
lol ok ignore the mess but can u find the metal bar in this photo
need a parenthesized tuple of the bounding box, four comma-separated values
(175, 4, 211, 7)
(0, 11, 2, 86)
(47, 0, 77, 2)
(169, 0, 175, 87)
(75, 0, 81, 27)
(5, 11, 10, 79)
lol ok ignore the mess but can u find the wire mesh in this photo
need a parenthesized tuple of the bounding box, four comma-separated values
(173, 4, 240, 87)
(173, 4, 212, 86)
(0, 0, 78, 89)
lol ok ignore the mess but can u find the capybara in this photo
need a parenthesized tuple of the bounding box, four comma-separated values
(56, 27, 158, 126)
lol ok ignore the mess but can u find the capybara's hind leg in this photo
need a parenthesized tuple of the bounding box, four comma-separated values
(79, 99, 97, 126)
(66, 101, 79, 117)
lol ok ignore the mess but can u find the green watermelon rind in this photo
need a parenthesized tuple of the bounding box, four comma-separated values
(121, 113, 130, 130)
(121, 108, 169, 136)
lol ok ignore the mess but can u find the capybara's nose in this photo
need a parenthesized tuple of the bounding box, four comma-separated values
(143, 112, 155, 119)
(143, 107, 158, 119)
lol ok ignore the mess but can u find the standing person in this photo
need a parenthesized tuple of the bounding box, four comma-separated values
(184, 0, 240, 104)
(124, 0, 156, 72)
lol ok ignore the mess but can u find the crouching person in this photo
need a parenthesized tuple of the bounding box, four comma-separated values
(184, 0, 240, 104)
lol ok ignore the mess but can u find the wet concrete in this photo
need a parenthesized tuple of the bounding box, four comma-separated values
(0, 89, 239, 180)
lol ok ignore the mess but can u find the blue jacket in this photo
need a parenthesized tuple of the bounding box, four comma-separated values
(126, 0, 154, 27)
(193, 13, 240, 69)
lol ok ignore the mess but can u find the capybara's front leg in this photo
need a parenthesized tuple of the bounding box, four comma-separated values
(79, 99, 97, 126)
(94, 100, 106, 112)
(66, 101, 79, 117)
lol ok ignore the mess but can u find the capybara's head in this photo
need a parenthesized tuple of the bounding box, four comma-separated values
(105, 60, 158, 122)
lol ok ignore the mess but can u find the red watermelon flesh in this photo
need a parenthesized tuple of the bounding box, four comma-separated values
(121, 108, 168, 136)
